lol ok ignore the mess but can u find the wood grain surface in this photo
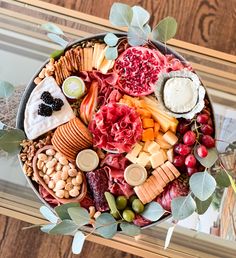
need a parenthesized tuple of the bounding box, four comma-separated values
(42, 0, 236, 55)
(0, 215, 140, 258)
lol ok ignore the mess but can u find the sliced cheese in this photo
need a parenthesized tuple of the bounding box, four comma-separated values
(92, 43, 100, 68)
(161, 163, 175, 181)
(146, 177, 160, 195)
(99, 59, 114, 74)
(163, 130, 178, 146)
(167, 148, 174, 162)
(156, 167, 169, 184)
(147, 141, 160, 154)
(150, 151, 165, 169)
(24, 77, 75, 140)
(165, 161, 181, 178)
(152, 170, 166, 188)
(137, 152, 151, 167)
(96, 45, 107, 70)
(143, 181, 156, 200)
(140, 184, 152, 203)
(134, 186, 147, 204)
(149, 175, 163, 194)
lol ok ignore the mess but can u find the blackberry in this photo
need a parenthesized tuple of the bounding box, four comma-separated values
(38, 103, 53, 117)
(52, 98, 64, 111)
(41, 91, 54, 105)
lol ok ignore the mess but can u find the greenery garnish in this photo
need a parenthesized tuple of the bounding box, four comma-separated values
(0, 80, 15, 98)
(105, 3, 178, 60)
(141, 201, 165, 221)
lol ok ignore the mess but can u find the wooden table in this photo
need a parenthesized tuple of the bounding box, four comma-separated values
(0, 1, 236, 257)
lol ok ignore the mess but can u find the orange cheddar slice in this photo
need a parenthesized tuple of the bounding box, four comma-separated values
(156, 167, 170, 184)
(143, 181, 156, 200)
(152, 170, 166, 188)
(161, 163, 175, 181)
(134, 186, 148, 204)
(165, 161, 181, 178)
(149, 175, 164, 194)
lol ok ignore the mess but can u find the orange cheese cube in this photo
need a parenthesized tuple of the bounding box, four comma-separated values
(142, 128, 154, 142)
(142, 118, 155, 128)
(154, 123, 160, 137)
(136, 108, 152, 118)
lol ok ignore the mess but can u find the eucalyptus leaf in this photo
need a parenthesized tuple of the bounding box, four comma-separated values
(40, 206, 58, 223)
(0, 129, 6, 137)
(50, 49, 64, 59)
(41, 23, 64, 35)
(40, 223, 56, 233)
(120, 222, 141, 236)
(141, 202, 165, 221)
(194, 147, 218, 168)
(105, 47, 118, 60)
(171, 195, 196, 220)
(0, 129, 25, 154)
(189, 172, 216, 201)
(109, 3, 133, 27)
(164, 225, 176, 249)
(225, 171, 236, 194)
(55, 203, 80, 220)
(215, 170, 231, 187)
(72, 231, 86, 254)
(0, 80, 14, 98)
(104, 192, 119, 214)
(195, 195, 213, 215)
(0, 121, 5, 130)
(152, 16, 177, 43)
(95, 213, 117, 238)
(47, 33, 68, 48)
(104, 33, 119, 47)
(49, 220, 78, 235)
(67, 207, 90, 227)
(131, 6, 150, 28)
(128, 25, 150, 46)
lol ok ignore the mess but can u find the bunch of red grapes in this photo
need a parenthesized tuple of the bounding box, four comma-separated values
(173, 106, 215, 177)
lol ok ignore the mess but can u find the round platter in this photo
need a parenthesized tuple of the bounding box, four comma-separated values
(16, 33, 215, 229)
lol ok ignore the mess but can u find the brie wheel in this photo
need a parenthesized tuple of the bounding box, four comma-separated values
(163, 78, 198, 113)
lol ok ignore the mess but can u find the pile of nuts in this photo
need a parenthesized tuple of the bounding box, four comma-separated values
(36, 148, 83, 199)
(20, 133, 53, 178)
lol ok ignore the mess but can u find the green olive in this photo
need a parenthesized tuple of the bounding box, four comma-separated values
(132, 199, 144, 214)
(129, 195, 138, 204)
(116, 196, 128, 210)
(122, 209, 135, 222)
(110, 210, 121, 219)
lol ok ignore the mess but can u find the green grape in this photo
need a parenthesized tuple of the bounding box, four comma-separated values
(129, 195, 138, 204)
(132, 199, 144, 214)
(116, 196, 128, 210)
(122, 209, 135, 222)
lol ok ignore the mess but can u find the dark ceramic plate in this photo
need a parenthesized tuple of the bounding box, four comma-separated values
(16, 33, 213, 228)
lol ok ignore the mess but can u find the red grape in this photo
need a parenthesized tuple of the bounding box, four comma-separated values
(201, 135, 215, 148)
(177, 121, 190, 134)
(173, 155, 185, 167)
(183, 131, 196, 146)
(201, 124, 213, 135)
(197, 145, 208, 158)
(174, 143, 191, 156)
(185, 154, 196, 168)
(187, 167, 198, 176)
(197, 114, 209, 124)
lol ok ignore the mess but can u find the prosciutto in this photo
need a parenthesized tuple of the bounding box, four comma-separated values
(39, 185, 60, 206)
(89, 103, 142, 153)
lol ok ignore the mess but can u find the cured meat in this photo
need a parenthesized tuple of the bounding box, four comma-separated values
(86, 167, 109, 212)
(80, 195, 94, 209)
(133, 214, 152, 227)
(89, 103, 142, 153)
(101, 153, 129, 170)
(39, 185, 60, 206)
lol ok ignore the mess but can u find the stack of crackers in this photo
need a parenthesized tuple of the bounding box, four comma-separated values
(34, 42, 115, 86)
(52, 117, 93, 160)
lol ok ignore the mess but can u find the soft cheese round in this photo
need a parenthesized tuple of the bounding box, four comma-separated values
(163, 78, 198, 113)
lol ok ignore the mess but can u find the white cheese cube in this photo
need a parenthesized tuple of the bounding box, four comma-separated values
(167, 148, 174, 162)
(136, 152, 151, 167)
(150, 151, 165, 169)
(161, 149, 168, 161)
(163, 130, 178, 146)
(126, 153, 138, 164)
(147, 141, 160, 154)
(129, 143, 143, 157)
(143, 140, 152, 152)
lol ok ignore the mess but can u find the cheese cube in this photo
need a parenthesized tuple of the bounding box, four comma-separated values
(143, 141, 152, 152)
(137, 152, 151, 167)
(129, 143, 143, 157)
(126, 153, 138, 164)
(167, 148, 174, 162)
(163, 130, 178, 146)
(161, 149, 168, 161)
(150, 151, 165, 169)
(147, 141, 160, 154)
(156, 134, 172, 149)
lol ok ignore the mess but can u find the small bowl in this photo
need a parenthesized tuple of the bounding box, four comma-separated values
(33, 145, 87, 204)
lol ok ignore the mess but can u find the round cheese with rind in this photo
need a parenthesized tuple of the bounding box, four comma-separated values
(76, 149, 99, 172)
(124, 164, 147, 186)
